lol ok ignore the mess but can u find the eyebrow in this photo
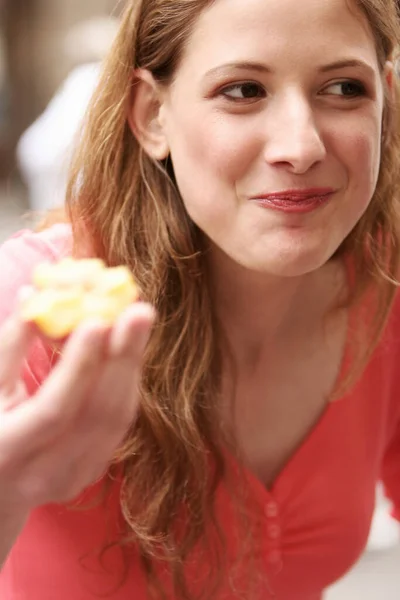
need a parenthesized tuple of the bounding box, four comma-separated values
(204, 62, 271, 78)
(318, 59, 375, 76)
(204, 58, 375, 79)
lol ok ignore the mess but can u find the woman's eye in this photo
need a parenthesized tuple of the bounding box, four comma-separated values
(220, 82, 265, 101)
(322, 80, 366, 98)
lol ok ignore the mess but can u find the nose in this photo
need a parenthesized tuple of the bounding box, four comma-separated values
(264, 93, 326, 174)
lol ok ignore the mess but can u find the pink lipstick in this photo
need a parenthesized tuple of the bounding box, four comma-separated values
(251, 188, 335, 214)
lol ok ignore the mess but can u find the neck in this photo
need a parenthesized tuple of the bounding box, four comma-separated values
(208, 248, 343, 368)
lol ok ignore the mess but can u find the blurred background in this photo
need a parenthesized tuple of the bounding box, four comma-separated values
(0, 1, 399, 598)
(0, 0, 122, 239)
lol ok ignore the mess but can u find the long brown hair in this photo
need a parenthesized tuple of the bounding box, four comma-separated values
(57, 0, 400, 597)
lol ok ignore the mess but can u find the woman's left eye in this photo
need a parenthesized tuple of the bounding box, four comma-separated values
(322, 80, 366, 98)
(220, 82, 266, 101)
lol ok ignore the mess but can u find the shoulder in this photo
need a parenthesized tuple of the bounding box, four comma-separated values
(0, 224, 73, 394)
(0, 224, 72, 322)
(0, 223, 72, 264)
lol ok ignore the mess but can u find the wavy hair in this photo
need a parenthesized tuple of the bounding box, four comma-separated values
(53, 0, 400, 597)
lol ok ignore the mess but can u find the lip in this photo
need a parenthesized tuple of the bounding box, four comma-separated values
(250, 187, 336, 214)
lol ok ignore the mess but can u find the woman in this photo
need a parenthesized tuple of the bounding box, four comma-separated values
(0, 0, 400, 598)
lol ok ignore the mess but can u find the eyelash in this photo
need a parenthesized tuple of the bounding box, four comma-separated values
(218, 79, 367, 103)
(321, 80, 367, 98)
(219, 81, 266, 102)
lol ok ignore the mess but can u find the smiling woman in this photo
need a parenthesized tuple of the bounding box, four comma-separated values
(0, 1, 400, 600)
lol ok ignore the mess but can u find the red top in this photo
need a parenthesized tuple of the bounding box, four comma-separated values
(1, 226, 400, 600)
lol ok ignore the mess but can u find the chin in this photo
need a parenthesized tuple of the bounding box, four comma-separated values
(244, 246, 337, 278)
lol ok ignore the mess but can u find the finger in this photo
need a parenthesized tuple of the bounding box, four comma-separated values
(4, 320, 110, 446)
(36, 319, 110, 416)
(108, 302, 155, 357)
(3, 310, 151, 489)
(1, 380, 28, 412)
(74, 304, 155, 435)
(63, 306, 156, 462)
(1, 306, 155, 459)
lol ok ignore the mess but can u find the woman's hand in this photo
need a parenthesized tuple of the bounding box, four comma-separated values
(0, 301, 155, 513)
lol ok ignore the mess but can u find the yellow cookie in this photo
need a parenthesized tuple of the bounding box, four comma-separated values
(21, 258, 138, 338)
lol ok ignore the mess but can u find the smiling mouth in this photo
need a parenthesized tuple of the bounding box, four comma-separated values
(250, 188, 336, 214)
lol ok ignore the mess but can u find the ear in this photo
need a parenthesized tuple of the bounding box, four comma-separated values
(128, 69, 169, 160)
(384, 61, 394, 99)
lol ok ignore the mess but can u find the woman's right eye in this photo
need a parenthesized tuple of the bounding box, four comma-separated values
(219, 82, 266, 102)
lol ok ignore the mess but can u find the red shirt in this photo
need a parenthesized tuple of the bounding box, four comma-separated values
(1, 226, 400, 600)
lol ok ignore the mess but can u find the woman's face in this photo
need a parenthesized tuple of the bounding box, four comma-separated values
(160, 0, 387, 276)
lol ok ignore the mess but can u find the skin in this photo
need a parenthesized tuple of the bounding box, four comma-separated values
(0, 305, 155, 567)
(132, 0, 389, 356)
(0, 0, 393, 561)
(160, 0, 385, 275)
(131, 0, 392, 483)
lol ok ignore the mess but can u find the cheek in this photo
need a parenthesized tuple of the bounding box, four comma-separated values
(168, 110, 260, 190)
(166, 109, 262, 234)
(351, 134, 381, 187)
(329, 118, 382, 219)
(337, 116, 381, 184)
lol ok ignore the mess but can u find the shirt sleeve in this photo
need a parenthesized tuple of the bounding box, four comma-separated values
(0, 225, 71, 394)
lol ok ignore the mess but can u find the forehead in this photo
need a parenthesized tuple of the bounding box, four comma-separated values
(178, 0, 379, 74)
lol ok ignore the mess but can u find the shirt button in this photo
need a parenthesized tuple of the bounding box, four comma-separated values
(265, 501, 279, 518)
(267, 524, 281, 540)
